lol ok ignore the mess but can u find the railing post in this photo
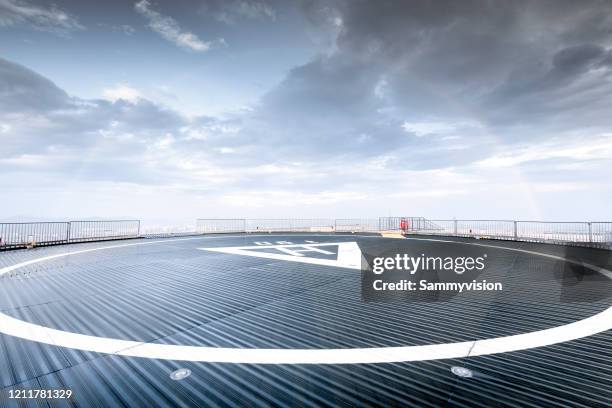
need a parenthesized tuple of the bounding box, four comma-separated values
(66, 222, 71, 243)
(513, 221, 518, 240)
(588, 222, 592, 243)
(137, 220, 141, 237)
(453, 219, 458, 235)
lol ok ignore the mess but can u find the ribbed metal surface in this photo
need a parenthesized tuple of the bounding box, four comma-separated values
(0, 234, 610, 407)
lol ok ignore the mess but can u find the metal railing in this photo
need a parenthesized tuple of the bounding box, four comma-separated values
(196, 219, 246, 234)
(142, 225, 200, 238)
(68, 220, 140, 242)
(334, 218, 380, 232)
(246, 219, 335, 233)
(407, 219, 517, 239)
(379, 217, 438, 232)
(0, 220, 140, 250)
(195, 219, 337, 233)
(0, 222, 70, 249)
(2, 217, 611, 250)
(401, 219, 612, 247)
(194, 217, 612, 248)
(591, 222, 612, 244)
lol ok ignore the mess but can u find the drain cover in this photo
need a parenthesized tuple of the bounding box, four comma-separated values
(170, 368, 192, 381)
(451, 366, 473, 378)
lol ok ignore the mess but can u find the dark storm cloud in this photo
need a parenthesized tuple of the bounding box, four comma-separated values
(276, 0, 612, 141)
(553, 44, 606, 73)
(493, 43, 609, 101)
(484, 42, 612, 126)
(248, 56, 409, 157)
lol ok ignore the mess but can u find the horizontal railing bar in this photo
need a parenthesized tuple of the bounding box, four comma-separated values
(0, 222, 68, 225)
(68, 219, 140, 222)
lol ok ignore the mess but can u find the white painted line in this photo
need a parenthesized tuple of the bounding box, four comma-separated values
(0, 236, 610, 364)
(0, 236, 212, 276)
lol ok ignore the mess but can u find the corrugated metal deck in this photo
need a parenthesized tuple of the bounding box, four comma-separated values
(0, 234, 610, 407)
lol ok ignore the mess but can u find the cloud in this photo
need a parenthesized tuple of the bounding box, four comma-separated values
(0, 58, 184, 163)
(134, 0, 223, 51)
(291, 0, 612, 138)
(220, 190, 365, 207)
(0, 57, 70, 112)
(475, 136, 612, 168)
(227, 0, 612, 176)
(3, 1, 612, 219)
(97, 23, 136, 35)
(0, 0, 83, 33)
(201, 0, 276, 24)
(119, 24, 136, 35)
(401, 120, 481, 138)
(102, 84, 142, 103)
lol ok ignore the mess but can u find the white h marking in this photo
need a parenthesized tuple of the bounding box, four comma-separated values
(275, 245, 335, 257)
(200, 242, 362, 269)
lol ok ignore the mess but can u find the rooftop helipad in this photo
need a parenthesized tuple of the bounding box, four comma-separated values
(0, 233, 611, 407)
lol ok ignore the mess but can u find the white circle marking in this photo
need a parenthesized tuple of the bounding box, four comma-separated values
(0, 235, 611, 364)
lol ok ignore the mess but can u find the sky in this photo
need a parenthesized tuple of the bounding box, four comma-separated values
(1, 0, 612, 226)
